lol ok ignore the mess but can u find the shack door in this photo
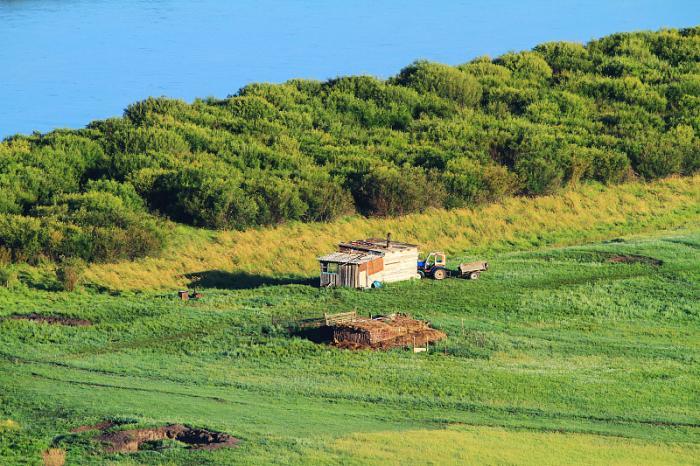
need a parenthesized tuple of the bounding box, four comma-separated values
(339, 263, 357, 288)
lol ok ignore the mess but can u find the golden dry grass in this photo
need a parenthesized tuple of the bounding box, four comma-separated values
(85, 175, 700, 291)
(0, 419, 19, 431)
(41, 448, 65, 466)
(322, 426, 700, 465)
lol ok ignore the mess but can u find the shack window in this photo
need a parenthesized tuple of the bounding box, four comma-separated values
(322, 262, 339, 274)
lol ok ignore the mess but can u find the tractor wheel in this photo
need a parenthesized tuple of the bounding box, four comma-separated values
(417, 270, 425, 279)
(433, 269, 447, 280)
(469, 271, 480, 280)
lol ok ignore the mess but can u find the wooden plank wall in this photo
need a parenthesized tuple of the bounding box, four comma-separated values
(377, 248, 418, 283)
(339, 264, 357, 288)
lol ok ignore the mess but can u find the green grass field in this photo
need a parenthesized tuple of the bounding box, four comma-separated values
(1, 219, 699, 464)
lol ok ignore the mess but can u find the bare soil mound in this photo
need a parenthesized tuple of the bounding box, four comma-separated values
(8, 313, 92, 326)
(96, 424, 238, 453)
(607, 254, 662, 266)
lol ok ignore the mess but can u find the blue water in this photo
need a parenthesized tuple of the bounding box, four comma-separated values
(1, 0, 697, 138)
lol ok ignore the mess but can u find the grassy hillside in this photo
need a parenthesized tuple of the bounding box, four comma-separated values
(80, 175, 700, 291)
(0, 173, 696, 465)
(0, 225, 698, 464)
(1, 26, 699, 264)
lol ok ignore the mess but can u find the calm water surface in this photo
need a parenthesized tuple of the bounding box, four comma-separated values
(0, 0, 697, 138)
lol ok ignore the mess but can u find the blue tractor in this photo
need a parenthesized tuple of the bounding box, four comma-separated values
(417, 252, 449, 280)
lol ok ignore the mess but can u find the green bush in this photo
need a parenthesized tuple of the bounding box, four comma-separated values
(0, 266, 18, 288)
(494, 51, 553, 81)
(393, 60, 482, 107)
(56, 257, 86, 292)
(351, 165, 444, 216)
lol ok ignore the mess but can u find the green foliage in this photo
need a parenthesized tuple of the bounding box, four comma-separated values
(392, 60, 482, 107)
(350, 164, 444, 216)
(1, 27, 699, 264)
(494, 51, 553, 81)
(0, 266, 18, 288)
(444, 158, 520, 207)
(534, 41, 593, 74)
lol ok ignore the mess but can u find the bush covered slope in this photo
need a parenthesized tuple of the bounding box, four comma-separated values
(1, 27, 699, 262)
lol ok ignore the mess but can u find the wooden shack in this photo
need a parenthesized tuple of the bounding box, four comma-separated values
(318, 236, 418, 289)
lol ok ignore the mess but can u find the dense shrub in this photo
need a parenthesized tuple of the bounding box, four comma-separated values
(0, 27, 698, 264)
(393, 61, 482, 107)
(494, 51, 553, 81)
(56, 257, 86, 292)
(443, 159, 520, 207)
(351, 165, 444, 216)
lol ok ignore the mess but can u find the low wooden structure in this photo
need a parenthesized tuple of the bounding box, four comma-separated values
(330, 313, 446, 350)
(318, 236, 418, 289)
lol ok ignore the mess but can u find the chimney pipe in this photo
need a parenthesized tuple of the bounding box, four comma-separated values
(386, 232, 391, 248)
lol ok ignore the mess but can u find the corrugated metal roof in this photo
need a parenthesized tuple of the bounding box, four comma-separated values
(339, 238, 417, 253)
(317, 252, 378, 264)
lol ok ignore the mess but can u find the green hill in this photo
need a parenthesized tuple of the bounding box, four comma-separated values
(1, 26, 699, 264)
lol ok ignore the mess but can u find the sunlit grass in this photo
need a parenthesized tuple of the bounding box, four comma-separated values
(321, 426, 700, 465)
(85, 175, 700, 291)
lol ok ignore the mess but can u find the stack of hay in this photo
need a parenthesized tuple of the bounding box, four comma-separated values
(331, 314, 446, 349)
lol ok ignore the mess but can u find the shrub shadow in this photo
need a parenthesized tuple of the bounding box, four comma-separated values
(17, 270, 62, 292)
(185, 270, 317, 290)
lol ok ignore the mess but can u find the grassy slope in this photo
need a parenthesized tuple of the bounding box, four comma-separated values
(0, 185, 699, 464)
(84, 175, 700, 291)
(324, 427, 700, 465)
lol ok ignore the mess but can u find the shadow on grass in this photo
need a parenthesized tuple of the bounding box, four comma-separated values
(17, 270, 62, 292)
(291, 325, 333, 343)
(185, 270, 317, 290)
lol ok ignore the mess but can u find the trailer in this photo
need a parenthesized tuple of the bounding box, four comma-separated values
(456, 261, 489, 279)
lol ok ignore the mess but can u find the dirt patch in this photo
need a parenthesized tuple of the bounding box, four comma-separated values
(71, 420, 121, 433)
(8, 313, 92, 326)
(607, 255, 662, 266)
(96, 424, 238, 453)
(322, 314, 446, 350)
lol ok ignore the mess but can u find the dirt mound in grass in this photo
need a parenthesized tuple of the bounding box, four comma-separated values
(607, 254, 662, 266)
(96, 424, 238, 453)
(8, 313, 92, 326)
